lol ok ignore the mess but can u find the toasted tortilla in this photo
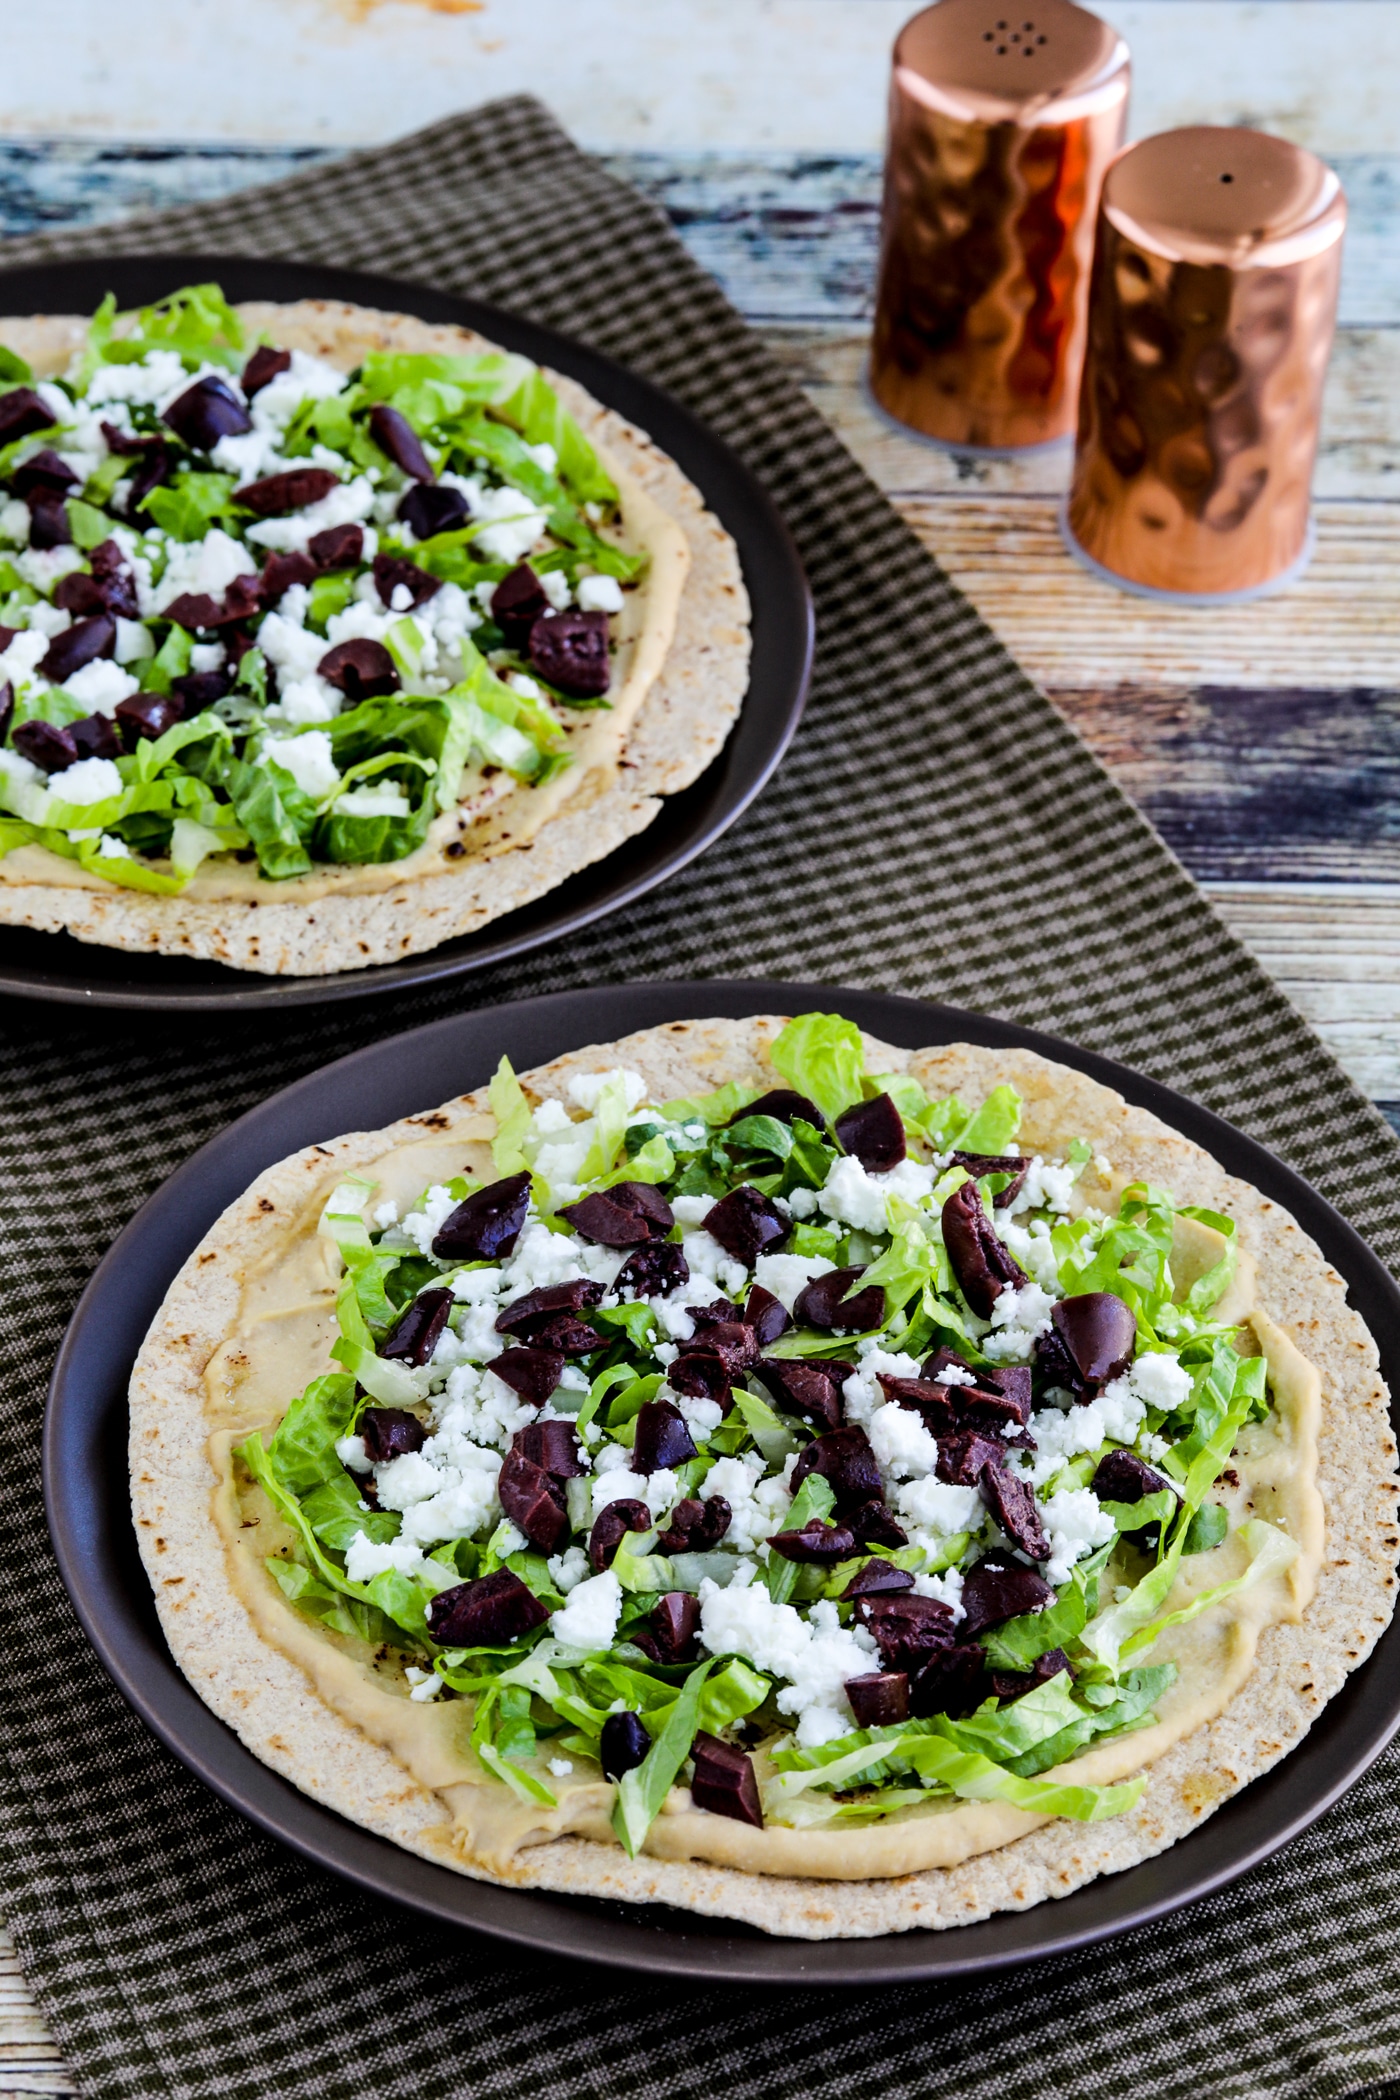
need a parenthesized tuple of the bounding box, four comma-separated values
(129, 1017, 1399, 1938)
(0, 300, 750, 975)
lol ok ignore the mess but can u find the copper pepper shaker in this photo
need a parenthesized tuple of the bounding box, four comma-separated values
(869, 0, 1130, 451)
(1063, 126, 1346, 599)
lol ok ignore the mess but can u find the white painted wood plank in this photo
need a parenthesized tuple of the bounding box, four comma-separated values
(5, 2, 1400, 156)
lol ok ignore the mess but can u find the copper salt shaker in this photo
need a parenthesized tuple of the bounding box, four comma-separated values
(870, 0, 1130, 451)
(1064, 126, 1346, 599)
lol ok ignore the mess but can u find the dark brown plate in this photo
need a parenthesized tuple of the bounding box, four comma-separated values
(44, 981, 1400, 1981)
(0, 259, 812, 1009)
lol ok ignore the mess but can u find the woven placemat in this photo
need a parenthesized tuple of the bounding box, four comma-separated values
(0, 96, 1396, 2100)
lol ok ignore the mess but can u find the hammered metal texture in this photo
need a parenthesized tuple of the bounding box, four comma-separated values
(870, 0, 1128, 450)
(1066, 129, 1345, 595)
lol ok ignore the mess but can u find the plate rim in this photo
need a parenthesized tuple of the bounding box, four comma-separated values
(43, 978, 1400, 1984)
(0, 254, 812, 1011)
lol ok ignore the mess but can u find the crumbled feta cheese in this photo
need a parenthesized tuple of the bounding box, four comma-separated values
(539, 567, 572, 611)
(150, 527, 257, 614)
(435, 1364, 533, 1451)
(911, 1566, 966, 1619)
(466, 481, 550, 564)
(400, 1183, 461, 1258)
(895, 1476, 982, 1536)
(817, 1153, 936, 1233)
(701, 1453, 792, 1552)
(547, 1545, 589, 1593)
(576, 572, 624, 613)
(673, 1386, 724, 1442)
(548, 1757, 574, 1778)
(981, 1280, 1057, 1364)
(681, 1230, 748, 1299)
(406, 1667, 443, 1703)
(261, 729, 340, 802)
(189, 641, 226, 675)
(373, 1451, 440, 1510)
(751, 1250, 834, 1312)
(566, 1066, 647, 1113)
(336, 1433, 372, 1474)
(1126, 1350, 1193, 1412)
(698, 1568, 876, 1743)
(840, 1348, 923, 1429)
(532, 1096, 573, 1135)
(83, 349, 189, 409)
(49, 756, 121, 806)
(113, 617, 154, 665)
(868, 1400, 940, 1482)
(397, 1447, 502, 1546)
(997, 1215, 1061, 1292)
(344, 1531, 426, 1582)
(500, 1219, 625, 1296)
(550, 1569, 622, 1652)
(0, 497, 30, 544)
(0, 629, 50, 690)
(61, 658, 139, 716)
(373, 1198, 398, 1230)
(1041, 1486, 1115, 1584)
(95, 833, 130, 860)
(1006, 1157, 1077, 1217)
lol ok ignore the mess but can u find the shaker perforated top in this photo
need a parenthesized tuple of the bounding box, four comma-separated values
(1102, 126, 1346, 269)
(893, 0, 1129, 126)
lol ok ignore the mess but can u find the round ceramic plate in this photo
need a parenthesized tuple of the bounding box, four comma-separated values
(0, 258, 812, 1010)
(44, 981, 1400, 1983)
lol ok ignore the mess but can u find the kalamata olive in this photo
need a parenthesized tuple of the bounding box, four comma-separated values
(947, 1152, 1030, 1208)
(789, 1425, 883, 1510)
(846, 1499, 909, 1549)
(845, 1672, 910, 1728)
(851, 1593, 955, 1671)
(122, 435, 174, 514)
(633, 1399, 697, 1474)
(674, 1322, 757, 1386)
(26, 488, 71, 549)
(1091, 1449, 1169, 1503)
(52, 572, 105, 618)
(702, 1184, 789, 1264)
(162, 374, 251, 450)
(241, 345, 292, 397)
(634, 1590, 701, 1664)
(741, 1284, 791, 1347)
(979, 1462, 1049, 1560)
(485, 1346, 566, 1409)
(840, 1560, 914, 1599)
(941, 1181, 1028, 1319)
(308, 522, 364, 571)
(427, 1567, 548, 1647)
(372, 551, 441, 610)
(0, 682, 12, 746)
(317, 638, 400, 701)
(260, 550, 318, 603)
(234, 467, 339, 516)
(909, 1645, 989, 1718)
(966, 1362, 1033, 1427)
(767, 1519, 858, 1564)
(12, 718, 78, 772)
(398, 483, 468, 540)
(490, 563, 551, 647)
(588, 1497, 651, 1573)
(834, 1092, 906, 1171)
(558, 1181, 673, 1248)
(599, 1709, 651, 1779)
(12, 448, 77, 495)
(0, 387, 57, 443)
(528, 609, 610, 698)
(935, 1429, 1007, 1485)
(989, 1647, 1070, 1703)
(689, 1733, 763, 1826)
(517, 1312, 604, 1357)
(727, 1087, 825, 1132)
(877, 1374, 962, 1435)
(169, 671, 231, 713)
(754, 1357, 848, 1434)
(1050, 1292, 1137, 1397)
(87, 540, 140, 617)
(511, 1419, 586, 1477)
(665, 1350, 732, 1408)
(432, 1171, 531, 1261)
(792, 1266, 884, 1333)
(655, 1497, 731, 1554)
(369, 403, 433, 481)
(497, 1448, 569, 1555)
(359, 1407, 427, 1463)
(496, 1279, 604, 1337)
(116, 692, 182, 745)
(613, 1240, 689, 1298)
(163, 580, 257, 631)
(69, 712, 122, 761)
(957, 1557, 1056, 1638)
(379, 1285, 455, 1367)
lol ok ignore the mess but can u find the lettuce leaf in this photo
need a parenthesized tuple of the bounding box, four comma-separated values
(768, 1012, 865, 1124)
(613, 1657, 714, 1855)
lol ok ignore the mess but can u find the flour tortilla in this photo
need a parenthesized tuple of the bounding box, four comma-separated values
(0, 300, 750, 975)
(129, 1017, 1399, 1938)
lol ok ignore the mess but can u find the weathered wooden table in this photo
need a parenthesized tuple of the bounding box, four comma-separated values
(4, 3, 1398, 2087)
